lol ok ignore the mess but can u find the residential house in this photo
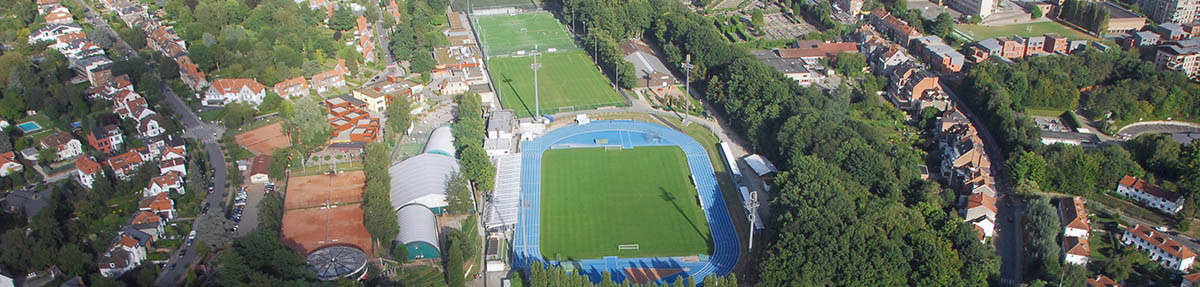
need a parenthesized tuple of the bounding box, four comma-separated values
(433, 46, 483, 75)
(1064, 236, 1091, 265)
(1060, 196, 1090, 237)
(86, 125, 123, 154)
(137, 114, 165, 138)
(0, 152, 22, 177)
(1122, 224, 1196, 271)
(356, 16, 376, 63)
(1157, 22, 1189, 41)
(868, 44, 912, 74)
(438, 78, 469, 96)
(138, 192, 176, 220)
(27, 23, 82, 44)
(204, 78, 266, 107)
(939, 122, 991, 185)
(1045, 33, 1070, 54)
(40, 132, 82, 160)
(962, 192, 997, 241)
(2, 186, 53, 220)
(144, 171, 184, 196)
(43, 6, 73, 25)
(1118, 175, 1185, 214)
(1156, 38, 1200, 80)
(273, 76, 309, 98)
(177, 56, 209, 91)
(887, 64, 949, 111)
(158, 157, 186, 176)
(97, 234, 147, 277)
(311, 61, 348, 94)
(36, 0, 60, 13)
(869, 8, 923, 46)
(835, 0, 864, 13)
(75, 156, 102, 189)
(1088, 275, 1121, 287)
(105, 150, 145, 181)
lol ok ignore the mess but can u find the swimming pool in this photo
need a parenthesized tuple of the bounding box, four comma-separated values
(17, 121, 42, 133)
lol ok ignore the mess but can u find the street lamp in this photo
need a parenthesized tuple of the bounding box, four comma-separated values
(681, 54, 695, 122)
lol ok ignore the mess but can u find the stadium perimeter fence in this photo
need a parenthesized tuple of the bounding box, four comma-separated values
(512, 120, 740, 285)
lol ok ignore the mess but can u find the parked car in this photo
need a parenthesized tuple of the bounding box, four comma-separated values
(188, 230, 196, 241)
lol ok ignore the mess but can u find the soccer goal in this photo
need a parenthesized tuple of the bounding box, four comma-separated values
(618, 244, 640, 251)
(604, 145, 623, 151)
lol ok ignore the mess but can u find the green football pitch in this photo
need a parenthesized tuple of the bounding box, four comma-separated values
(540, 146, 713, 260)
(488, 50, 625, 118)
(476, 12, 576, 56)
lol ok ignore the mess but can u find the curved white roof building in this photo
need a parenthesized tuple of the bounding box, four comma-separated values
(395, 204, 441, 260)
(424, 126, 455, 157)
(388, 153, 460, 213)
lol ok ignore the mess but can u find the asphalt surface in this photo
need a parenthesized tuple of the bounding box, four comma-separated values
(74, 1, 231, 285)
(942, 84, 1024, 286)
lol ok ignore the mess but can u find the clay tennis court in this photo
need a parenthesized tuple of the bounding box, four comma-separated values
(235, 122, 291, 155)
(280, 203, 373, 255)
(283, 171, 366, 210)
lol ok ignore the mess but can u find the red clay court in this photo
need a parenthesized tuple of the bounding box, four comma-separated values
(283, 171, 366, 210)
(281, 203, 373, 255)
(235, 122, 292, 155)
(625, 268, 686, 284)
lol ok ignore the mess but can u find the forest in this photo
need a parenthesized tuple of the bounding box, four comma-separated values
(162, 0, 350, 85)
(546, 0, 1000, 285)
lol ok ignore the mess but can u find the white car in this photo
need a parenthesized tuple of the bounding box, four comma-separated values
(187, 230, 197, 241)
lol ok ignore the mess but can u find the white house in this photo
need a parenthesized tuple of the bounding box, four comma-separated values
(75, 156, 102, 189)
(144, 171, 184, 197)
(97, 234, 147, 278)
(1123, 224, 1196, 271)
(204, 78, 266, 107)
(138, 192, 176, 220)
(158, 158, 186, 176)
(1118, 175, 1185, 214)
(0, 152, 23, 177)
(1063, 236, 1090, 265)
(40, 132, 82, 160)
(962, 192, 997, 242)
(1060, 196, 1090, 238)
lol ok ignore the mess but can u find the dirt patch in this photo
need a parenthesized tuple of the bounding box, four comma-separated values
(624, 268, 686, 284)
(235, 122, 292, 155)
(280, 203, 373, 255)
(283, 171, 366, 210)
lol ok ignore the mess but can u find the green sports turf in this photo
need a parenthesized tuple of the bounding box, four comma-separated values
(476, 12, 577, 56)
(488, 50, 625, 118)
(540, 146, 713, 260)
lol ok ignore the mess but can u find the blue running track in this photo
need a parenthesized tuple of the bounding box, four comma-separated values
(513, 120, 739, 285)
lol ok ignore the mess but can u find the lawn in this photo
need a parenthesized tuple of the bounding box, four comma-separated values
(540, 146, 712, 259)
(475, 12, 576, 56)
(954, 21, 1102, 42)
(488, 50, 625, 117)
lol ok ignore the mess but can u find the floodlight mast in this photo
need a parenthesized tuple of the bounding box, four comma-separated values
(531, 45, 542, 121)
(681, 54, 695, 122)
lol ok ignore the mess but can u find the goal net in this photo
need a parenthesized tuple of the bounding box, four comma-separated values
(618, 244, 640, 251)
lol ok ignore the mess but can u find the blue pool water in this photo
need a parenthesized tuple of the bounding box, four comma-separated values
(17, 122, 41, 133)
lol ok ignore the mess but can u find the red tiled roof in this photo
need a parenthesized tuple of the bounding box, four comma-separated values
(118, 234, 139, 248)
(139, 192, 173, 211)
(75, 156, 101, 175)
(105, 150, 143, 172)
(211, 78, 265, 95)
(1060, 196, 1090, 231)
(966, 193, 997, 214)
(1087, 275, 1120, 287)
(251, 155, 270, 176)
(1185, 273, 1200, 284)
(150, 171, 183, 188)
(1127, 224, 1196, 260)
(1120, 175, 1180, 201)
(129, 210, 160, 225)
(1064, 236, 1090, 257)
(273, 76, 308, 94)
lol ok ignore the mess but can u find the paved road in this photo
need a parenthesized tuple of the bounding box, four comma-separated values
(942, 83, 1024, 286)
(76, 1, 231, 285)
(1117, 121, 1200, 144)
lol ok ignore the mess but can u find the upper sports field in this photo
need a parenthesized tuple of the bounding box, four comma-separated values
(476, 12, 576, 56)
(540, 146, 713, 259)
(488, 51, 625, 117)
